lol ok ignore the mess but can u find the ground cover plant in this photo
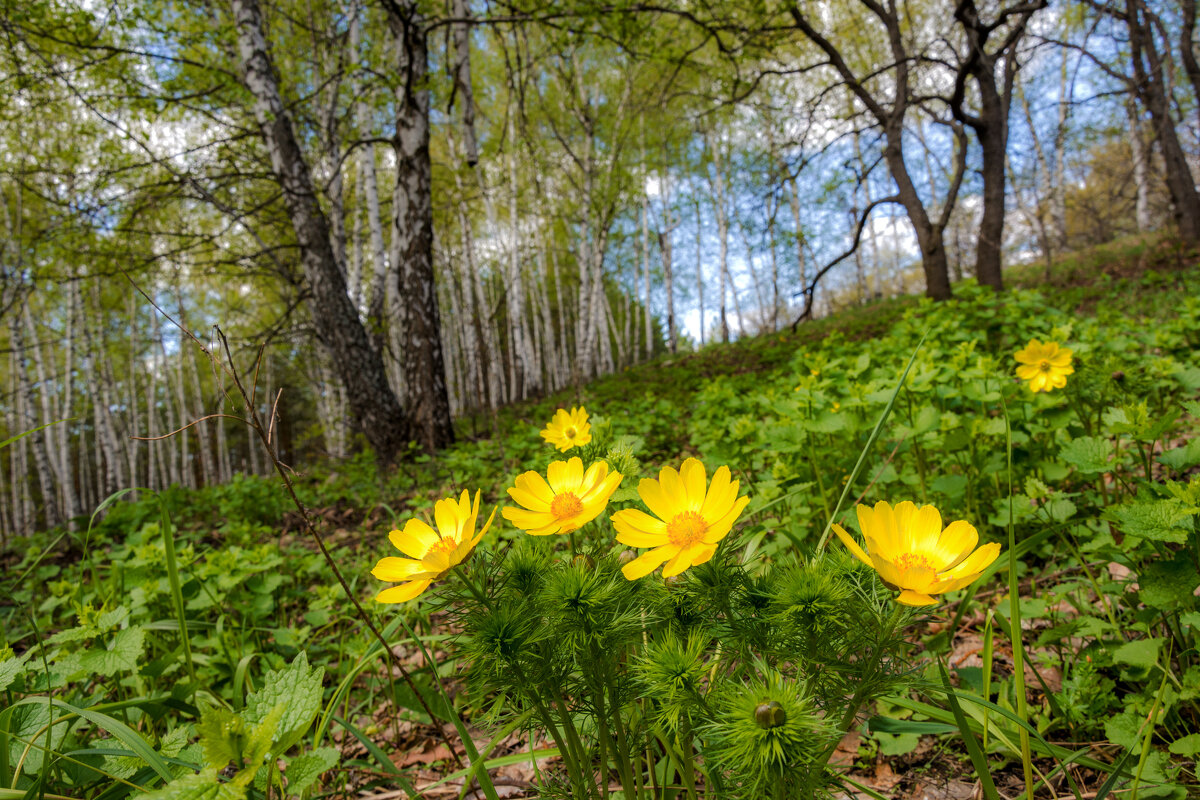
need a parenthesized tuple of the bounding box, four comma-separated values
(2, 261, 1200, 799)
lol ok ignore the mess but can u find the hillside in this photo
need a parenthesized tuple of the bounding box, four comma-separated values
(2, 238, 1200, 799)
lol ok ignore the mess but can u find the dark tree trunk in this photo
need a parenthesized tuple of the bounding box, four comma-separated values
(383, 0, 455, 451)
(1179, 0, 1200, 133)
(789, 4, 961, 301)
(951, 0, 1045, 291)
(231, 0, 410, 461)
(1127, 0, 1200, 241)
(973, 84, 1008, 290)
(883, 122, 954, 300)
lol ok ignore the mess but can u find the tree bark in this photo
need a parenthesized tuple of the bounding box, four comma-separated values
(1125, 0, 1200, 240)
(10, 299, 61, 527)
(231, 0, 411, 460)
(382, 0, 455, 450)
(789, 3, 961, 300)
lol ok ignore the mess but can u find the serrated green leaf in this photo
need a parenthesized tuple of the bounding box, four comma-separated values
(1139, 554, 1200, 611)
(197, 706, 246, 771)
(1111, 638, 1161, 670)
(6, 702, 70, 774)
(197, 703, 282, 786)
(0, 650, 29, 692)
(1168, 733, 1200, 756)
(1059, 437, 1113, 475)
(255, 746, 339, 795)
(139, 771, 246, 800)
(1104, 500, 1197, 544)
(78, 626, 145, 676)
(1159, 438, 1200, 471)
(1045, 497, 1076, 522)
(244, 651, 324, 757)
(1104, 710, 1144, 750)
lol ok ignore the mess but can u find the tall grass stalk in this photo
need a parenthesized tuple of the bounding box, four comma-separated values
(1001, 393, 1035, 798)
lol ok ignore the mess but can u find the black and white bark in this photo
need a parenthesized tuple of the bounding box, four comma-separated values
(381, 0, 455, 451)
(232, 0, 412, 460)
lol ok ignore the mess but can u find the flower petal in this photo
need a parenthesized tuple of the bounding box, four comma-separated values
(701, 494, 750, 543)
(376, 579, 432, 603)
(896, 590, 938, 606)
(621, 545, 677, 580)
(934, 520, 978, 570)
(372, 557, 432, 582)
(701, 465, 734, 519)
(663, 542, 706, 577)
(679, 458, 707, 511)
(910, 504, 942, 554)
(389, 519, 438, 559)
(832, 523, 872, 566)
(638, 477, 677, 522)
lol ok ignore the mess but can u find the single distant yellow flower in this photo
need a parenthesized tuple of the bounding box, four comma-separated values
(833, 501, 1000, 606)
(373, 490, 495, 603)
(1014, 339, 1073, 393)
(614, 458, 750, 580)
(503, 457, 622, 535)
(540, 406, 592, 452)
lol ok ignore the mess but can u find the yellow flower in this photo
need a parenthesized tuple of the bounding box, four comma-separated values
(1014, 339, 1074, 393)
(613, 458, 750, 580)
(833, 501, 1000, 606)
(372, 490, 495, 603)
(503, 457, 622, 535)
(540, 406, 592, 452)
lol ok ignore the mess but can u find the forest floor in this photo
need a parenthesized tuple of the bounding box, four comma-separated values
(3, 232, 1199, 800)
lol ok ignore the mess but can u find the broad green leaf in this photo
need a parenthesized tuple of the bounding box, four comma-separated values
(0, 650, 29, 692)
(1138, 554, 1200, 611)
(1104, 710, 1144, 750)
(78, 626, 145, 676)
(1111, 638, 1161, 671)
(244, 651, 324, 757)
(256, 746, 339, 795)
(139, 771, 246, 800)
(6, 702, 70, 774)
(1169, 734, 1200, 757)
(1104, 500, 1197, 544)
(1158, 438, 1200, 472)
(1059, 437, 1113, 475)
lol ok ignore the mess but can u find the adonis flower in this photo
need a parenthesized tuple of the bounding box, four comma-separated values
(833, 501, 1000, 606)
(1014, 339, 1074, 393)
(540, 406, 592, 452)
(503, 457, 622, 536)
(372, 490, 495, 603)
(614, 458, 750, 580)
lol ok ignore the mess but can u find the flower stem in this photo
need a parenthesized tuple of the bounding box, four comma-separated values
(512, 663, 588, 799)
(819, 601, 907, 767)
(453, 564, 491, 608)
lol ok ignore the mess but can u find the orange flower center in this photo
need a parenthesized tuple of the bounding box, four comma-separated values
(427, 537, 459, 559)
(667, 511, 708, 547)
(550, 492, 584, 519)
(896, 552, 935, 572)
(1038, 360, 1052, 373)
(565, 426, 578, 439)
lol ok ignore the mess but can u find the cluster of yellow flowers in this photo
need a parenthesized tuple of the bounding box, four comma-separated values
(372, 338, 1067, 606)
(372, 397, 1015, 608)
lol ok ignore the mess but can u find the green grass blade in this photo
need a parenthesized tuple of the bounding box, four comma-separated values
(938, 662, 1001, 800)
(1001, 393, 1035, 798)
(394, 615, 501, 800)
(0, 420, 68, 452)
(157, 494, 196, 689)
(817, 329, 929, 549)
(8, 697, 173, 784)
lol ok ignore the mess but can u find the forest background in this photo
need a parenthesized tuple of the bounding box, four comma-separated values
(0, 0, 1191, 530)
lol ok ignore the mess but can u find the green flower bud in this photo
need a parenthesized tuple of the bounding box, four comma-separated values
(755, 700, 786, 729)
